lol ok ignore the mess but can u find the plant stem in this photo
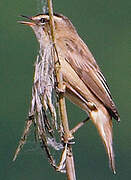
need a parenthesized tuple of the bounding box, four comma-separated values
(47, 0, 76, 179)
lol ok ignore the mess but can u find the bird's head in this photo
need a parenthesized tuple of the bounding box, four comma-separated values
(19, 13, 77, 43)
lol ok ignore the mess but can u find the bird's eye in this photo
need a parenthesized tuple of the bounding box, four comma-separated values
(40, 18, 45, 23)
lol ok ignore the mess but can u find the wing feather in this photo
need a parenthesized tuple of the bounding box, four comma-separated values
(58, 36, 119, 120)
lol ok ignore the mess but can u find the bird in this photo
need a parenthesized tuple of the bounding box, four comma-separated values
(19, 13, 120, 173)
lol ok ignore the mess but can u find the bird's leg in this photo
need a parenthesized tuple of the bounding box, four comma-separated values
(55, 82, 66, 94)
(58, 117, 90, 150)
(70, 117, 90, 134)
(56, 106, 89, 172)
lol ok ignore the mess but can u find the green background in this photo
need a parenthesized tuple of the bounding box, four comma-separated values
(1, 0, 131, 179)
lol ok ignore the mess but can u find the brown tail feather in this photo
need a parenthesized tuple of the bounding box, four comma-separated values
(90, 107, 116, 174)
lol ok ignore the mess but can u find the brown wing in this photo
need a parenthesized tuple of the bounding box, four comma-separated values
(58, 36, 119, 121)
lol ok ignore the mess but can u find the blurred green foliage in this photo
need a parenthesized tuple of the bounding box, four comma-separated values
(0, 0, 131, 179)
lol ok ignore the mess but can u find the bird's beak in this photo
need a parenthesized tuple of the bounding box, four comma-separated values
(18, 15, 35, 26)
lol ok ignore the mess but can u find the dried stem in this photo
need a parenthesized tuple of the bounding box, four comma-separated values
(47, 0, 76, 179)
(13, 118, 33, 161)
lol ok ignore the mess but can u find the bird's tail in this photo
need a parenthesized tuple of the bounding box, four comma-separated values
(89, 107, 116, 174)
